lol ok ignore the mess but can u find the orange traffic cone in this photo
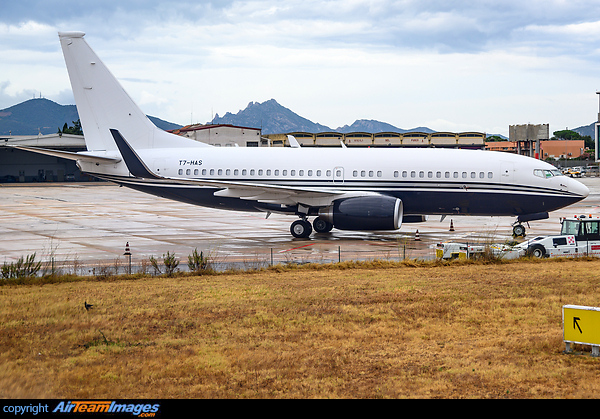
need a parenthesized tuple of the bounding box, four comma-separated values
(415, 230, 421, 241)
(449, 219, 455, 231)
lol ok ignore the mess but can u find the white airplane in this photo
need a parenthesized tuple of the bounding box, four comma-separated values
(12, 32, 590, 238)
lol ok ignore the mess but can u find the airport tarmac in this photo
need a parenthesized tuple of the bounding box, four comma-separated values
(0, 178, 598, 273)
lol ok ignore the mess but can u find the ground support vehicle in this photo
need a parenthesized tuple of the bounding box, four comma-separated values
(435, 215, 600, 259)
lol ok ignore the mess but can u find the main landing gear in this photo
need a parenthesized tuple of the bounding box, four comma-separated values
(290, 217, 333, 238)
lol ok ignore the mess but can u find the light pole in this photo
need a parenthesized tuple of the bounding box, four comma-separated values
(596, 92, 600, 162)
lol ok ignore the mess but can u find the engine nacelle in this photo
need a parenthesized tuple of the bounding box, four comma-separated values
(318, 196, 403, 231)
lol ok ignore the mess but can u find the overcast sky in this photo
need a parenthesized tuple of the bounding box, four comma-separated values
(2, 0, 600, 136)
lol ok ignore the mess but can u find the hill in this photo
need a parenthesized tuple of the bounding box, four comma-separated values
(0, 98, 182, 136)
(0, 99, 78, 136)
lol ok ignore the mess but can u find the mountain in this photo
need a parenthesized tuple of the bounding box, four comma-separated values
(336, 119, 434, 134)
(572, 122, 594, 139)
(1, 97, 441, 137)
(211, 99, 331, 134)
(0, 98, 182, 136)
(211, 99, 434, 135)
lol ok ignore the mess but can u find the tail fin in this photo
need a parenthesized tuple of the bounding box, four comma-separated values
(58, 31, 205, 152)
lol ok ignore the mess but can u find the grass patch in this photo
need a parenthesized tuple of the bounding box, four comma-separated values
(2, 258, 600, 398)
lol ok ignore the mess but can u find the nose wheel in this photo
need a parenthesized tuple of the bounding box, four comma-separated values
(512, 223, 526, 237)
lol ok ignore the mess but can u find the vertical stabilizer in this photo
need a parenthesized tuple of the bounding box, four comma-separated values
(58, 32, 202, 151)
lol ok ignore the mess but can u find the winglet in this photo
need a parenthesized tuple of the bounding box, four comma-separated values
(287, 135, 301, 148)
(110, 129, 160, 179)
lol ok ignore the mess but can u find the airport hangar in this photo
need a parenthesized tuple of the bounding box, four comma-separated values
(0, 126, 488, 183)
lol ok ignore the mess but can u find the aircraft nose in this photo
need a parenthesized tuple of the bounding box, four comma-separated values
(569, 178, 589, 198)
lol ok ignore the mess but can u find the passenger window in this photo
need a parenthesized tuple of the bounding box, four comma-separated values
(210, 169, 215, 175)
(299, 170, 304, 176)
(267, 169, 271, 176)
(250, 169, 255, 175)
(361, 170, 366, 177)
(479, 172, 484, 179)
(428, 171, 433, 178)
(369, 170, 374, 177)
(470, 172, 475, 178)
(445, 172, 450, 178)
(326, 170, 332, 177)
(453, 172, 458, 178)
(317, 170, 322, 176)
(218, 169, 223, 175)
(488, 172, 493, 178)
(436, 172, 442, 178)
(202, 169, 207, 175)
(419, 171, 424, 178)
(234, 169, 239, 175)
(308, 170, 312, 176)
(402, 171, 407, 178)
(394, 171, 399, 178)
(274, 169, 279, 176)
(178, 169, 183, 175)
(462, 172, 467, 178)
(283, 170, 287, 176)
(377, 171, 382, 177)
(186, 169, 191, 175)
(291, 170, 296, 176)
(242, 169, 247, 175)
(226, 169, 231, 175)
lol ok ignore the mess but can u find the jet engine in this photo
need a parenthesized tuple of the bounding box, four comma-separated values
(318, 196, 403, 231)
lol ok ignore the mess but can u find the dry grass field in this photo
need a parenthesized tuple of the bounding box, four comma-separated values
(2, 258, 600, 399)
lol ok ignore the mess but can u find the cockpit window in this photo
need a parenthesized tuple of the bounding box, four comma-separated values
(534, 169, 563, 179)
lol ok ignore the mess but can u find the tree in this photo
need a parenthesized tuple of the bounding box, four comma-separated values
(57, 119, 83, 135)
(552, 129, 593, 149)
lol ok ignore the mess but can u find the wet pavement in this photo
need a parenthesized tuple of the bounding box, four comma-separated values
(0, 178, 597, 271)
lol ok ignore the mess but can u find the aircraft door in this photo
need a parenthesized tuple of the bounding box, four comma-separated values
(500, 162, 514, 183)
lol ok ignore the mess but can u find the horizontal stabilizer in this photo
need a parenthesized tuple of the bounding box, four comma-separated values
(8, 145, 121, 164)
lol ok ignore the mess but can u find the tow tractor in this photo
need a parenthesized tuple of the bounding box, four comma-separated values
(435, 215, 600, 260)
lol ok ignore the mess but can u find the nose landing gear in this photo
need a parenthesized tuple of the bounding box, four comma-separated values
(512, 223, 526, 237)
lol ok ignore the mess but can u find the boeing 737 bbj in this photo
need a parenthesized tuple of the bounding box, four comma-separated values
(11, 32, 590, 238)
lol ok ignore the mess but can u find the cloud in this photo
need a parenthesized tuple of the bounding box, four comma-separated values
(2, 1, 600, 134)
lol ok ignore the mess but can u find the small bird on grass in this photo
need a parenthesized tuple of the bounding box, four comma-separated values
(84, 301, 93, 311)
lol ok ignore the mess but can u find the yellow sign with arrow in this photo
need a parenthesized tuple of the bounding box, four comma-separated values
(563, 305, 600, 348)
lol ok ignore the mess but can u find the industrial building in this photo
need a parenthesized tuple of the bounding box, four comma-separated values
(170, 124, 266, 147)
(0, 133, 87, 182)
(263, 131, 486, 148)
